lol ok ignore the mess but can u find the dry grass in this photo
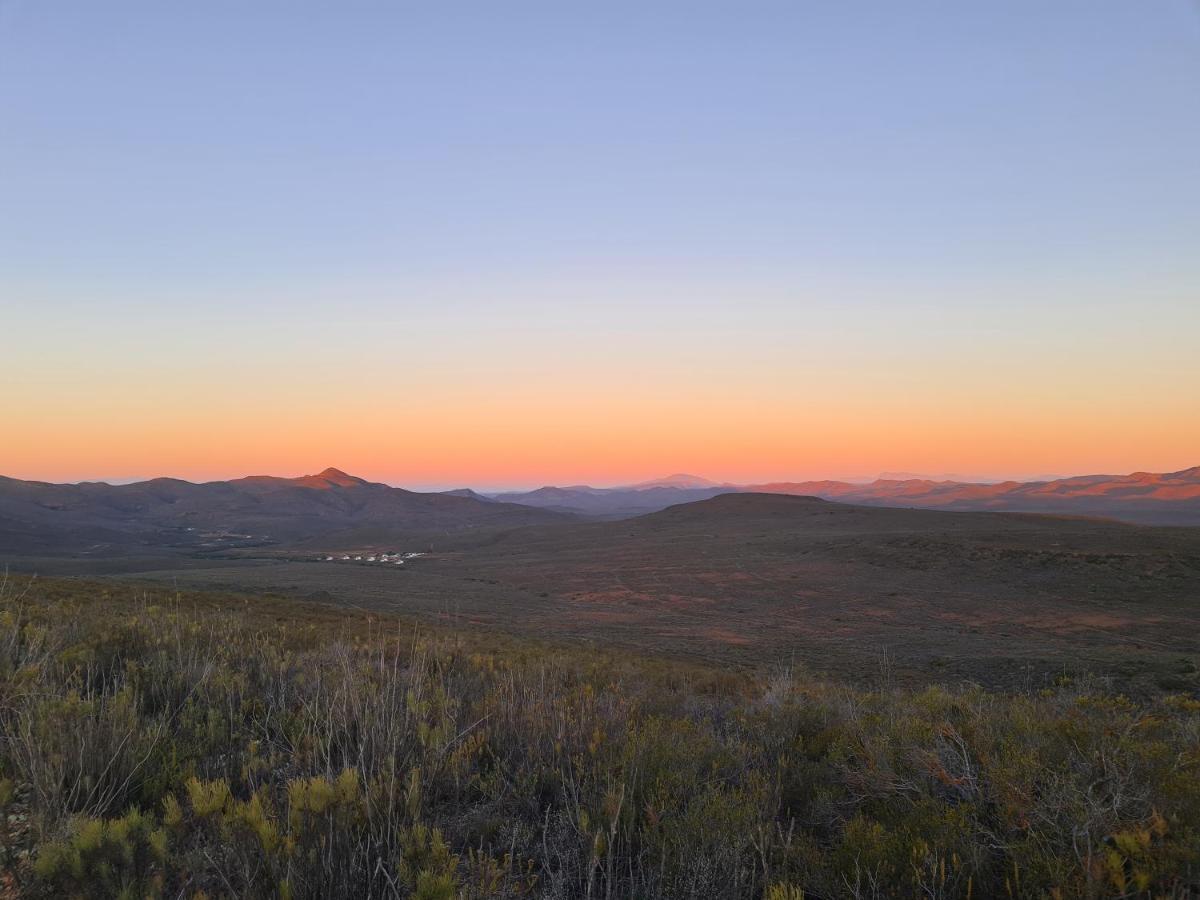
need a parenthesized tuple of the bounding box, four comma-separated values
(0, 577, 1197, 897)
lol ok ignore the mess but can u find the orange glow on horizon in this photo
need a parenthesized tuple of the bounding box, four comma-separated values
(7, 385, 1198, 489)
(6, 289, 1198, 489)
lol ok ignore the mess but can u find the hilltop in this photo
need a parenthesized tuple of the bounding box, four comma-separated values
(0, 468, 568, 557)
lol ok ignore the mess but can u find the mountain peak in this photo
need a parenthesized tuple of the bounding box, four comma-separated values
(309, 467, 366, 487)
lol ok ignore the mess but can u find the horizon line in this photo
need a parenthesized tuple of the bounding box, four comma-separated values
(6, 463, 1199, 495)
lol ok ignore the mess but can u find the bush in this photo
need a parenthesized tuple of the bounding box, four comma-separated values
(0, 580, 1197, 897)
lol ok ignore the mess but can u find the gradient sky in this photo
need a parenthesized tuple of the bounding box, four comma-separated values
(3, 2, 1199, 489)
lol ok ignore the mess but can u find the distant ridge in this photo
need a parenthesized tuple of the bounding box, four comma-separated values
(745, 465, 1200, 524)
(491, 479, 731, 518)
(488, 467, 1200, 526)
(3, 465, 1198, 559)
(442, 488, 496, 503)
(0, 468, 570, 557)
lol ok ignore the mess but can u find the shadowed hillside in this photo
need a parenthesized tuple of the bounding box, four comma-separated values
(0, 468, 569, 557)
(103, 493, 1200, 691)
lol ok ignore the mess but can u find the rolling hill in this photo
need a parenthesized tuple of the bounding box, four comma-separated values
(489, 483, 731, 517)
(749, 466, 1200, 524)
(108, 491, 1200, 689)
(485, 466, 1200, 524)
(0, 467, 568, 557)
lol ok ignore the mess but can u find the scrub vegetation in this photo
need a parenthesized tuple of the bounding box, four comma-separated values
(0, 578, 1197, 898)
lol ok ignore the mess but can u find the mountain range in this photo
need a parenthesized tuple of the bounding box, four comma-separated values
(0, 467, 565, 557)
(1, 465, 1197, 561)
(485, 467, 1200, 525)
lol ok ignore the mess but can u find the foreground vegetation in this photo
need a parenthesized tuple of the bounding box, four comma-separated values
(0, 579, 1197, 898)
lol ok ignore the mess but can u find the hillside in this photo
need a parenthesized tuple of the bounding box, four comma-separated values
(751, 465, 1200, 525)
(487, 466, 1200, 524)
(123, 492, 1200, 689)
(5, 469, 1198, 687)
(489, 484, 731, 517)
(0, 468, 568, 557)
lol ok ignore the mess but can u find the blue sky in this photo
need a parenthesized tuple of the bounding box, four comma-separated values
(4, 3, 1199, 289)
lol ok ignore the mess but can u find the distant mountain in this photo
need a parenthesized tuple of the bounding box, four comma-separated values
(0, 468, 569, 557)
(487, 467, 1200, 525)
(4, 465, 1196, 562)
(490, 483, 732, 518)
(441, 488, 496, 503)
(624, 473, 724, 490)
(749, 466, 1200, 525)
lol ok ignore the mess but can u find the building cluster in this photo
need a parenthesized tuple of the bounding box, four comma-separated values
(321, 551, 425, 565)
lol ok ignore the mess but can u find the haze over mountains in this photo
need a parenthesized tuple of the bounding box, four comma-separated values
(487, 467, 1200, 525)
(1, 465, 1198, 562)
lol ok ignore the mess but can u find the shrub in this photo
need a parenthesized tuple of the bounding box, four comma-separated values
(0, 579, 1197, 898)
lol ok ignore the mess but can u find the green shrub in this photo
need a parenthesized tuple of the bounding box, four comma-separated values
(33, 807, 167, 898)
(0, 579, 1197, 898)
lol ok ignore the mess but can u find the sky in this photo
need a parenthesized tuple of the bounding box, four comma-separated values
(2, 1, 1199, 490)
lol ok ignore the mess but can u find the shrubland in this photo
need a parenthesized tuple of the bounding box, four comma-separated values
(0, 577, 1197, 898)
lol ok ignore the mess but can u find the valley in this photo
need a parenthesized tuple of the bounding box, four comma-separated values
(7, 480, 1197, 692)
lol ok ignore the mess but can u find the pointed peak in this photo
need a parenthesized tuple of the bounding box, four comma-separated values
(309, 467, 367, 487)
